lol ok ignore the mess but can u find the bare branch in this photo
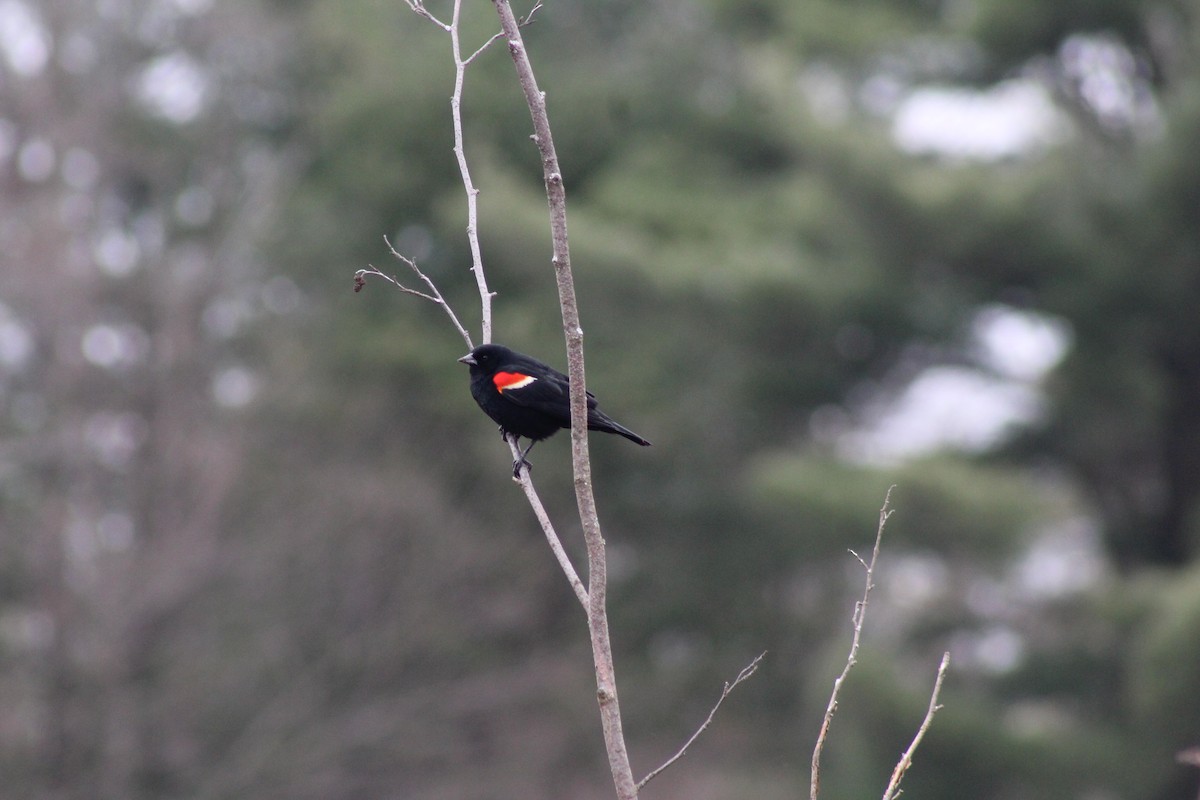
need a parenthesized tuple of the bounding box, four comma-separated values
(405, 0, 450, 30)
(811, 486, 896, 800)
(354, 239, 473, 350)
(521, 1, 544, 24)
(464, 4, 541, 65)
(354, 267, 437, 303)
(446, 0, 496, 343)
(509, 436, 589, 609)
(881, 651, 950, 800)
(637, 651, 767, 790)
(401, 0, 497, 342)
(464, 31, 506, 66)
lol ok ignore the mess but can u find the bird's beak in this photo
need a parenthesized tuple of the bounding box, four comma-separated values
(458, 353, 476, 366)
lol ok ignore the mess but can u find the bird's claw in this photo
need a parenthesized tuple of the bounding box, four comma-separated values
(503, 431, 531, 478)
(511, 456, 532, 479)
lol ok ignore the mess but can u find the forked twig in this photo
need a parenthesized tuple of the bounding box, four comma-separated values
(637, 651, 767, 789)
(404, 0, 450, 30)
(810, 487, 894, 800)
(810, 487, 949, 800)
(402, 0, 542, 342)
(464, 1, 541, 64)
(354, 238, 473, 349)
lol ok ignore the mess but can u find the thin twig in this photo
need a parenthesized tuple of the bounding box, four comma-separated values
(404, 0, 450, 30)
(520, 0, 544, 24)
(637, 651, 767, 790)
(355, 267, 437, 302)
(464, 30, 506, 65)
(354, 238, 473, 349)
(509, 436, 589, 609)
(810, 486, 895, 800)
(464, 2, 541, 64)
(881, 651, 950, 800)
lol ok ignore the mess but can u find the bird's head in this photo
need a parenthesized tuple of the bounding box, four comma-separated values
(458, 343, 512, 372)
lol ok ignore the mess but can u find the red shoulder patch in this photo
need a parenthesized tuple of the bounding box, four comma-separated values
(493, 371, 538, 392)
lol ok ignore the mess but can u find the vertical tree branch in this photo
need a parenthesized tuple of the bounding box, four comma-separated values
(406, 0, 496, 342)
(490, 2, 637, 798)
(446, 0, 496, 343)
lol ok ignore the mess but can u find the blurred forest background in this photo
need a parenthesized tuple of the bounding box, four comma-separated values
(3, 0, 1200, 798)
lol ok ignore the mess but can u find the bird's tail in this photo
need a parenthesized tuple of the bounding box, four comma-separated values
(588, 410, 651, 446)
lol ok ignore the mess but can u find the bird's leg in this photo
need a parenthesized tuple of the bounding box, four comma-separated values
(501, 431, 527, 477)
(511, 438, 537, 479)
(499, 428, 530, 477)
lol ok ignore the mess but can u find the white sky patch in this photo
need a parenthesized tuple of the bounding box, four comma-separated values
(1060, 33, 1161, 135)
(81, 323, 150, 369)
(135, 51, 210, 123)
(0, 0, 49, 77)
(970, 626, 1025, 674)
(1014, 517, 1107, 598)
(212, 366, 260, 408)
(842, 306, 1070, 464)
(17, 137, 54, 182)
(973, 305, 1071, 381)
(0, 302, 33, 370)
(170, 0, 215, 14)
(94, 228, 142, 276)
(843, 366, 1044, 463)
(893, 79, 1067, 160)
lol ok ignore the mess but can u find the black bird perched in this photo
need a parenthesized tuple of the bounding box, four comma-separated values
(458, 343, 651, 476)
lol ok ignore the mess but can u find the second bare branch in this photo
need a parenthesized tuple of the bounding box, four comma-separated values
(637, 651, 767, 790)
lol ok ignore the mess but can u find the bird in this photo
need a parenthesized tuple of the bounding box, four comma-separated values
(458, 343, 651, 477)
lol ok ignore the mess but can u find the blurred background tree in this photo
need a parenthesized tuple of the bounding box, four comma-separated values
(2, 0, 1198, 798)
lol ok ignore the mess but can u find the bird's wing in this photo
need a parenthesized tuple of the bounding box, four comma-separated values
(491, 361, 597, 414)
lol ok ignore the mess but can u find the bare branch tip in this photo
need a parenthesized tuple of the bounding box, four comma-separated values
(520, 1, 544, 25)
(637, 650, 766, 789)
